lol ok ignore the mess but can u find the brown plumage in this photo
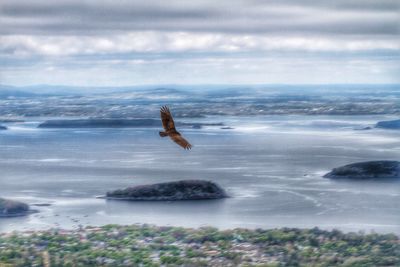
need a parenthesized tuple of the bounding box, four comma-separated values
(159, 106, 192, 150)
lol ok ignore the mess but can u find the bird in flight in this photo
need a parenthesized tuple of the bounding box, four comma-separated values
(159, 106, 192, 150)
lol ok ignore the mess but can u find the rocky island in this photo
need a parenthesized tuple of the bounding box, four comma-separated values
(0, 125, 7, 130)
(38, 119, 160, 128)
(324, 161, 400, 179)
(375, 119, 400, 129)
(0, 198, 33, 217)
(38, 119, 223, 129)
(106, 180, 227, 201)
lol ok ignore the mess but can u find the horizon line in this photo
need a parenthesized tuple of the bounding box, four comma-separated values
(1, 83, 400, 89)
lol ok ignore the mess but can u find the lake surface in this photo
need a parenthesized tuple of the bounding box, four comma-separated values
(0, 115, 399, 233)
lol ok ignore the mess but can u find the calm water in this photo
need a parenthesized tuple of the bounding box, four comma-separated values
(0, 115, 399, 233)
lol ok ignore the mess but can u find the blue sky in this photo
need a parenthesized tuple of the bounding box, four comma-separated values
(0, 0, 399, 86)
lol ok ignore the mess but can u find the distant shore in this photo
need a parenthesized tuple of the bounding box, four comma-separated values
(0, 224, 398, 266)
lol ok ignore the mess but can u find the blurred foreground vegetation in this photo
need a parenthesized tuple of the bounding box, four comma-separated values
(0, 224, 399, 266)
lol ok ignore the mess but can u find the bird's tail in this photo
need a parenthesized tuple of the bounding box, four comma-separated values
(159, 131, 168, 137)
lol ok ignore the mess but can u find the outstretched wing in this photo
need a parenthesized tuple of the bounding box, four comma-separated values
(160, 106, 176, 131)
(169, 133, 192, 150)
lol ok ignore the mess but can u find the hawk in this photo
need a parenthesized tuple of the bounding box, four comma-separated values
(159, 106, 192, 150)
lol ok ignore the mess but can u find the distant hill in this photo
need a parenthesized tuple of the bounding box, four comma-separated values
(0, 85, 37, 98)
(1, 84, 400, 117)
(2, 83, 400, 97)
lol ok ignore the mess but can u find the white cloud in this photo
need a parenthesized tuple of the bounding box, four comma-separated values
(1, 32, 399, 57)
(1, 0, 398, 85)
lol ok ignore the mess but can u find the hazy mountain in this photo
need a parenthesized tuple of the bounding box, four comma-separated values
(0, 84, 399, 118)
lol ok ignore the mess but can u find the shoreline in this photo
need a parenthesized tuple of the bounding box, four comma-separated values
(0, 209, 38, 218)
(1, 221, 400, 235)
(1, 222, 399, 236)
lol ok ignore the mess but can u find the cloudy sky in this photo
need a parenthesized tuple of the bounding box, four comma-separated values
(0, 0, 399, 86)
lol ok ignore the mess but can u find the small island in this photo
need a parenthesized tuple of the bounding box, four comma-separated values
(38, 119, 160, 128)
(0, 125, 7, 130)
(0, 198, 32, 217)
(375, 119, 400, 129)
(105, 180, 227, 201)
(324, 161, 400, 179)
(38, 119, 223, 129)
